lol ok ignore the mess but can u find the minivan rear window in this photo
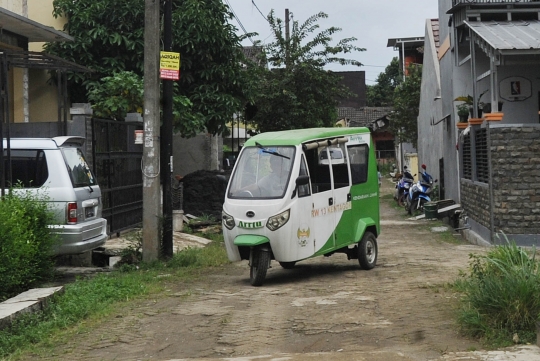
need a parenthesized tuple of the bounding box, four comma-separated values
(3, 149, 49, 188)
(62, 148, 97, 187)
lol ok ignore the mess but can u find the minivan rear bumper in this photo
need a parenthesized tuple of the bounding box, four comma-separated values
(49, 218, 108, 255)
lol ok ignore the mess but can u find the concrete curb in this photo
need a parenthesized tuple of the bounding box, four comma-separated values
(0, 232, 213, 331)
(0, 287, 64, 330)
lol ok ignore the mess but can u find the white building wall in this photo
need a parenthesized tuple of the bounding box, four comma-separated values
(439, 0, 461, 202)
(0, 0, 22, 14)
(418, 19, 443, 187)
(497, 66, 540, 123)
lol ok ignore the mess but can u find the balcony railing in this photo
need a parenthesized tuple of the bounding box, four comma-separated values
(453, 0, 540, 5)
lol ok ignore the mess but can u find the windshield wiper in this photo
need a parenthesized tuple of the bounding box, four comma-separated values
(255, 142, 290, 159)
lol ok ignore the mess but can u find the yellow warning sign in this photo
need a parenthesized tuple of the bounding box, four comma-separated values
(160, 52, 180, 70)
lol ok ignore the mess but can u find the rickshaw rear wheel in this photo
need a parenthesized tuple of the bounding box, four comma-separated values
(279, 261, 296, 269)
(358, 232, 378, 270)
(250, 249, 270, 286)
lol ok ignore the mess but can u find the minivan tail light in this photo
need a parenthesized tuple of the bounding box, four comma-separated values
(67, 202, 77, 224)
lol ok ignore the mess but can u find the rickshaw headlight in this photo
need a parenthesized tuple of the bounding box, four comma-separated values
(266, 209, 290, 231)
(222, 211, 235, 230)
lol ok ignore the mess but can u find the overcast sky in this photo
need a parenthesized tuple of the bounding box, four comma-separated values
(224, 0, 439, 85)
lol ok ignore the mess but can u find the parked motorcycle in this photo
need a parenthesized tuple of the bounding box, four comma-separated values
(394, 170, 415, 207)
(406, 175, 437, 216)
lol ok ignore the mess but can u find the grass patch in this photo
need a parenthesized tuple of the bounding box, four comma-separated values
(0, 233, 229, 360)
(435, 228, 464, 245)
(451, 236, 540, 347)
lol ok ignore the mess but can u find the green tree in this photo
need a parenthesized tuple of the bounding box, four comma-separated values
(45, 0, 249, 136)
(86, 71, 202, 137)
(247, 11, 365, 132)
(390, 64, 421, 148)
(366, 57, 401, 107)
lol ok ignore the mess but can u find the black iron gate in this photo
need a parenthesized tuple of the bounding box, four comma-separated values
(92, 118, 143, 235)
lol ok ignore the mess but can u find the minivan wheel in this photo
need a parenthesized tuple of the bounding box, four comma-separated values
(358, 232, 378, 270)
(250, 248, 270, 286)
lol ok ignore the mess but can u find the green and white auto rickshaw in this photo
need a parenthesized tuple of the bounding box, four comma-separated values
(222, 128, 380, 286)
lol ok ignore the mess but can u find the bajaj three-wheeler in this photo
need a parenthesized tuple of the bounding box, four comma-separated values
(222, 128, 380, 286)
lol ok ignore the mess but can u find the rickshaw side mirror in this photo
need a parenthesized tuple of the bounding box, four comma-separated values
(291, 175, 310, 199)
(296, 175, 310, 186)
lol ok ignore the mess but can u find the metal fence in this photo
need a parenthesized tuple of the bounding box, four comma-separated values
(92, 118, 143, 235)
(375, 150, 396, 160)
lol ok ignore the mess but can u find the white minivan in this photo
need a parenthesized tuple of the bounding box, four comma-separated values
(2, 136, 107, 255)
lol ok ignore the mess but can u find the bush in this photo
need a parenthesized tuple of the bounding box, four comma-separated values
(453, 236, 540, 346)
(0, 191, 57, 300)
(87, 71, 144, 121)
(378, 161, 395, 176)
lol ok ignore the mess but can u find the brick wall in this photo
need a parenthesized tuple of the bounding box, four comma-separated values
(461, 180, 490, 228)
(490, 126, 540, 234)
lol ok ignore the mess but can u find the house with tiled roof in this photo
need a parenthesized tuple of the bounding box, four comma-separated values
(334, 70, 396, 162)
(416, 18, 444, 195)
(419, 0, 540, 247)
(337, 106, 395, 160)
(338, 106, 392, 128)
(242, 45, 265, 66)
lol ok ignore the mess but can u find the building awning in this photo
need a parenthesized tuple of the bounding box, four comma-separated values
(1, 50, 91, 72)
(465, 20, 540, 55)
(387, 37, 425, 49)
(0, 7, 73, 43)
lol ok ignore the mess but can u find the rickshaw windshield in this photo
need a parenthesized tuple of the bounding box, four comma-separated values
(228, 146, 295, 199)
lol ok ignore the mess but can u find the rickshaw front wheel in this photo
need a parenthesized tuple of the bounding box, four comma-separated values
(358, 232, 378, 270)
(250, 248, 270, 286)
(279, 261, 296, 269)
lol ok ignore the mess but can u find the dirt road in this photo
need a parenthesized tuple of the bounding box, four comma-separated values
(27, 180, 540, 361)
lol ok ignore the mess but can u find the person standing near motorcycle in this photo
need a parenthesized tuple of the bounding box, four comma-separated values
(403, 166, 414, 181)
(420, 164, 433, 183)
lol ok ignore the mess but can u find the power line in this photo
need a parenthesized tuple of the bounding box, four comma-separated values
(225, 0, 254, 44)
(251, 0, 268, 22)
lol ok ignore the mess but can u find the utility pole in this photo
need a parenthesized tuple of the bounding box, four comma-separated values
(22, 0, 29, 123)
(142, 0, 161, 262)
(285, 8, 290, 69)
(161, 0, 174, 258)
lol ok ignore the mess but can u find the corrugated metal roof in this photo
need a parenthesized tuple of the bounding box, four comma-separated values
(466, 20, 540, 52)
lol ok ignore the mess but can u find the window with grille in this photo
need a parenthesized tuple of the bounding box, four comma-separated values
(475, 128, 488, 183)
(462, 133, 472, 180)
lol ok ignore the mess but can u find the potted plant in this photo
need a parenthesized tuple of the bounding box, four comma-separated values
(454, 89, 488, 118)
(456, 103, 469, 123)
(482, 101, 504, 114)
